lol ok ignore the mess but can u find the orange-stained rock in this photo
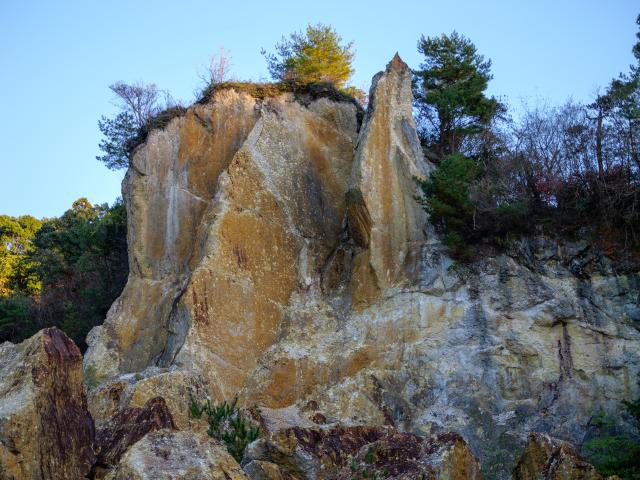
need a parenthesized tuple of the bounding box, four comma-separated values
(85, 90, 261, 379)
(348, 53, 431, 307)
(83, 57, 640, 480)
(512, 433, 604, 480)
(85, 87, 359, 400)
(0, 328, 95, 479)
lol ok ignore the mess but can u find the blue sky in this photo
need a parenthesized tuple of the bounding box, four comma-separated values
(1, 0, 638, 218)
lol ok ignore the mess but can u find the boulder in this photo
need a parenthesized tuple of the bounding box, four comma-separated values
(0, 328, 95, 479)
(247, 405, 318, 436)
(512, 432, 603, 480)
(242, 425, 480, 480)
(105, 430, 249, 480)
(88, 368, 209, 431)
(93, 396, 176, 475)
(243, 460, 296, 480)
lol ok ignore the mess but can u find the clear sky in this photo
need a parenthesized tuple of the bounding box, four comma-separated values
(1, 0, 638, 218)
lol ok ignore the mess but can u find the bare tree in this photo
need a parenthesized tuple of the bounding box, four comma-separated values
(109, 81, 161, 129)
(198, 48, 232, 88)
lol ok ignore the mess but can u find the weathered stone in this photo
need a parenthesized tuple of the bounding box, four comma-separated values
(243, 425, 480, 480)
(335, 431, 481, 480)
(248, 405, 316, 436)
(348, 53, 431, 307)
(94, 396, 176, 472)
(0, 328, 95, 479)
(105, 430, 249, 480)
(88, 368, 209, 431)
(512, 432, 603, 480)
(85, 88, 359, 401)
(85, 90, 262, 380)
(243, 460, 297, 480)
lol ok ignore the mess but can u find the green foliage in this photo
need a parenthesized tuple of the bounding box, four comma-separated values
(263, 23, 356, 90)
(96, 112, 137, 170)
(364, 446, 375, 464)
(348, 446, 388, 480)
(413, 31, 502, 161)
(0, 294, 37, 344)
(0, 214, 42, 296)
(414, 18, 640, 259)
(417, 154, 479, 259)
(583, 383, 640, 479)
(189, 396, 260, 463)
(0, 198, 128, 348)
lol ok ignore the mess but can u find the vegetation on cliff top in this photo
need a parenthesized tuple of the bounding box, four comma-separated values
(262, 22, 364, 101)
(415, 18, 640, 261)
(97, 23, 363, 172)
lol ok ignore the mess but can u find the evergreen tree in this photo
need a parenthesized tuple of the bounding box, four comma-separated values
(263, 23, 355, 90)
(0, 199, 128, 348)
(416, 153, 479, 259)
(413, 31, 502, 161)
(96, 81, 161, 171)
(96, 112, 137, 170)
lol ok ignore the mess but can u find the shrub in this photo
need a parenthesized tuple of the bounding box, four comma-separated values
(263, 23, 355, 89)
(189, 396, 260, 463)
(416, 153, 479, 259)
(583, 382, 640, 479)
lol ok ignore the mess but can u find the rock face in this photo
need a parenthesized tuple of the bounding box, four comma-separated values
(105, 430, 249, 480)
(512, 433, 604, 480)
(242, 425, 481, 480)
(347, 53, 430, 307)
(84, 55, 640, 478)
(0, 328, 95, 479)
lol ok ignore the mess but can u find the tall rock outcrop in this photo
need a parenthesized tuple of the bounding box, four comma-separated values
(85, 56, 640, 478)
(347, 53, 430, 306)
(0, 328, 95, 479)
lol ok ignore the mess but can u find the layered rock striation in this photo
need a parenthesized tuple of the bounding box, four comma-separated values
(84, 55, 640, 478)
(0, 328, 95, 479)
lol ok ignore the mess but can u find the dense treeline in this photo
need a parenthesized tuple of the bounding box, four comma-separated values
(414, 18, 640, 260)
(0, 198, 127, 349)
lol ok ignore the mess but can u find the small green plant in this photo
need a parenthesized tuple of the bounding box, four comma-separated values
(349, 447, 387, 480)
(189, 395, 260, 463)
(83, 364, 100, 390)
(364, 446, 376, 464)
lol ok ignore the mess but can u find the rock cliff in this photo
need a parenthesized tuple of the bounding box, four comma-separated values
(83, 55, 640, 478)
